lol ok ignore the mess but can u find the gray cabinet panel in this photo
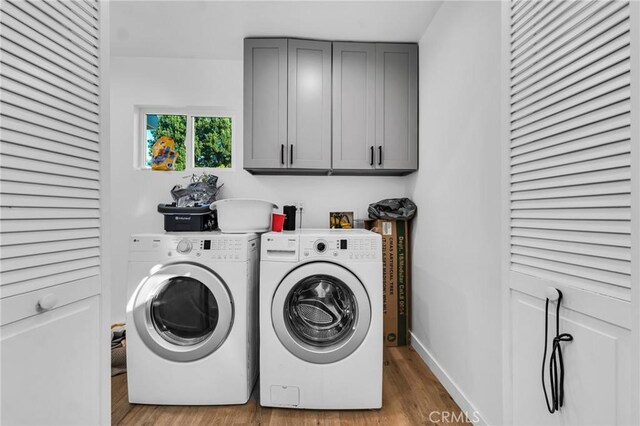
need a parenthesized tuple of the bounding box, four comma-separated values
(244, 39, 288, 169)
(332, 42, 376, 170)
(375, 44, 418, 170)
(288, 39, 332, 169)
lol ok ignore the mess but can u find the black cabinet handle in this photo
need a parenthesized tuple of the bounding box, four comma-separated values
(370, 146, 374, 166)
(378, 146, 383, 166)
(290, 144, 294, 165)
(280, 144, 285, 165)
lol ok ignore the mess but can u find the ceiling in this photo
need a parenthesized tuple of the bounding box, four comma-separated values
(110, 1, 443, 60)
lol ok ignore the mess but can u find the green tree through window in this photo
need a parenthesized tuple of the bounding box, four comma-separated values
(145, 113, 232, 170)
(147, 114, 187, 171)
(194, 117, 232, 168)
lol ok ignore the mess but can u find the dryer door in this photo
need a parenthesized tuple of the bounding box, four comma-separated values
(131, 263, 233, 362)
(272, 262, 371, 364)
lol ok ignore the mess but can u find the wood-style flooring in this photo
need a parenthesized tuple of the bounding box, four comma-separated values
(112, 346, 469, 425)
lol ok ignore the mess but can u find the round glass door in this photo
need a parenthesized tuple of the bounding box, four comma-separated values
(131, 263, 233, 362)
(285, 275, 357, 347)
(150, 276, 219, 346)
(272, 262, 371, 364)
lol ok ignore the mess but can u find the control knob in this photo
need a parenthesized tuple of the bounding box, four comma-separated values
(176, 239, 192, 254)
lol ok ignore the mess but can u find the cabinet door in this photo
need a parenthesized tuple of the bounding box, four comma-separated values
(1, 296, 101, 425)
(288, 39, 332, 169)
(332, 42, 376, 170)
(375, 44, 418, 171)
(244, 39, 288, 169)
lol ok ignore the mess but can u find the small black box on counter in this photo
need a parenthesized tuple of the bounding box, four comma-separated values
(157, 204, 217, 232)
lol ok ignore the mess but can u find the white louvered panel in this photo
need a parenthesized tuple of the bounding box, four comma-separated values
(512, 228, 631, 248)
(0, 23, 98, 88)
(0, 229, 100, 246)
(512, 1, 596, 55)
(511, 207, 630, 221)
(0, 52, 99, 105)
(0, 36, 98, 96)
(1, 247, 100, 272)
(0, 257, 100, 286)
(512, 5, 630, 88)
(512, 193, 631, 209)
(1, 3, 98, 73)
(6, 0, 98, 50)
(512, 66, 630, 126)
(511, 1, 564, 41)
(0, 181, 99, 199)
(511, 264, 630, 300)
(509, 0, 631, 301)
(511, 236, 631, 261)
(511, 254, 630, 288)
(0, 116, 99, 152)
(1, 168, 99, 190)
(0, 0, 101, 299)
(1, 103, 99, 142)
(0, 194, 100, 209)
(2, 155, 100, 180)
(511, 1, 627, 72)
(512, 180, 630, 200)
(1, 142, 99, 171)
(2, 76, 99, 123)
(511, 154, 630, 183)
(1, 90, 99, 133)
(73, 0, 99, 21)
(512, 137, 630, 170)
(1, 238, 99, 259)
(0, 268, 100, 298)
(1, 219, 101, 233)
(0, 207, 100, 220)
(36, 1, 98, 41)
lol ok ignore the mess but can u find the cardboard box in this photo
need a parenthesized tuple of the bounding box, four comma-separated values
(366, 219, 411, 346)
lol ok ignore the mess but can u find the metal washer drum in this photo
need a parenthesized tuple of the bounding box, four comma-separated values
(132, 262, 234, 362)
(271, 261, 372, 364)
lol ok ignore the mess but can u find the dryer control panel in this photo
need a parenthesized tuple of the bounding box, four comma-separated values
(299, 236, 381, 262)
(129, 234, 258, 262)
(261, 231, 381, 263)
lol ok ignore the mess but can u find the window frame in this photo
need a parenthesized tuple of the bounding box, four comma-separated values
(136, 106, 236, 172)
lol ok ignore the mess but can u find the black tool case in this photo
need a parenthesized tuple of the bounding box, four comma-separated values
(157, 203, 217, 232)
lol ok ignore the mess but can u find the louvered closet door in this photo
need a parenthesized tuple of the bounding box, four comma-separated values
(507, 1, 636, 424)
(0, 0, 101, 298)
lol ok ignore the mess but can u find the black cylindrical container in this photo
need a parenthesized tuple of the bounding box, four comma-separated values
(283, 205, 297, 231)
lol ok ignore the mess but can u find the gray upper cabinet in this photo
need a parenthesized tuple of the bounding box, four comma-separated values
(375, 44, 418, 171)
(244, 39, 288, 169)
(287, 39, 332, 170)
(244, 38, 417, 174)
(332, 42, 376, 170)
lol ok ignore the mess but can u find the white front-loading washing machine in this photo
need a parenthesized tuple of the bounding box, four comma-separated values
(259, 229, 383, 410)
(126, 232, 258, 405)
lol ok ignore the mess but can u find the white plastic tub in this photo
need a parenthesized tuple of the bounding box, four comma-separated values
(210, 199, 278, 233)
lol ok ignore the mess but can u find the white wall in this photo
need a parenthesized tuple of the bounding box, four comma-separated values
(407, 2, 503, 424)
(109, 56, 411, 322)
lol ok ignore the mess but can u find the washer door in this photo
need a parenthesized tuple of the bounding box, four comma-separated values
(132, 263, 233, 362)
(272, 262, 371, 364)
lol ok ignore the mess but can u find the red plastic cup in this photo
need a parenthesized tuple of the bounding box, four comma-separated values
(271, 213, 286, 232)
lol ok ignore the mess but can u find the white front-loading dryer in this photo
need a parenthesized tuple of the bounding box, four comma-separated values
(126, 232, 258, 405)
(259, 229, 383, 410)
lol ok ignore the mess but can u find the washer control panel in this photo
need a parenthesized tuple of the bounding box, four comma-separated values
(129, 234, 257, 262)
(300, 236, 381, 262)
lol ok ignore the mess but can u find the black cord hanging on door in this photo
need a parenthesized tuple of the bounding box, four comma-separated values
(541, 288, 573, 414)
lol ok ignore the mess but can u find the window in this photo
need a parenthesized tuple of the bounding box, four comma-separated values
(141, 109, 233, 170)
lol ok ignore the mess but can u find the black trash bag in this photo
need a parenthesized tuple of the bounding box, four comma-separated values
(170, 173, 223, 207)
(368, 198, 417, 221)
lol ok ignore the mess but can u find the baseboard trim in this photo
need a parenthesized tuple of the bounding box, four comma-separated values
(410, 331, 487, 426)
